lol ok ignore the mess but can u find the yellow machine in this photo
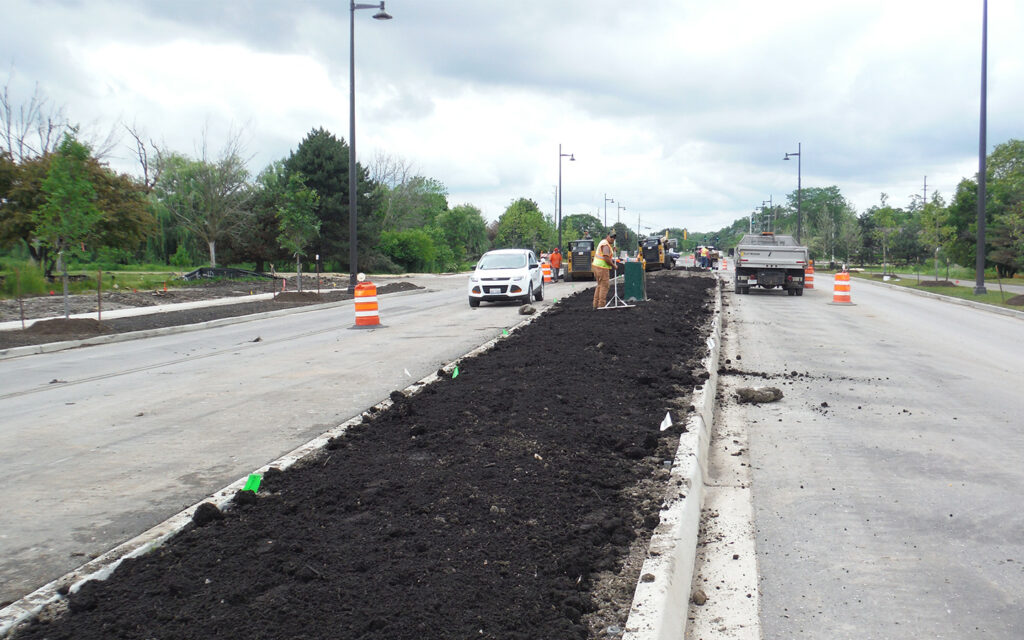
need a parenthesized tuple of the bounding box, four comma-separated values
(639, 231, 678, 271)
(565, 238, 596, 281)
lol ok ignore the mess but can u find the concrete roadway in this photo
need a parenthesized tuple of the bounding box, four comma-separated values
(0, 274, 592, 605)
(715, 274, 1024, 638)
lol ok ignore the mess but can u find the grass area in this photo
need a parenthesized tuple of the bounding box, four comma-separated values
(847, 272, 1024, 311)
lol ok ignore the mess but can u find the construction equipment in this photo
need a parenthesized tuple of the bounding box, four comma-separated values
(639, 231, 678, 271)
(733, 232, 809, 296)
(565, 238, 596, 282)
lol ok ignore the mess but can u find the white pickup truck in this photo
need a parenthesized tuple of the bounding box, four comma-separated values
(733, 232, 809, 296)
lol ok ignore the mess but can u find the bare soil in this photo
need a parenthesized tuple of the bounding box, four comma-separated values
(0, 277, 420, 350)
(9, 271, 716, 640)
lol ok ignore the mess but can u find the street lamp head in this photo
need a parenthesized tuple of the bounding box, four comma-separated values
(569, 154, 575, 162)
(784, 153, 791, 161)
(373, 1, 391, 19)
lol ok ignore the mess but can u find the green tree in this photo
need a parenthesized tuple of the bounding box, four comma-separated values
(277, 173, 320, 291)
(33, 133, 102, 316)
(495, 198, 555, 252)
(561, 213, 604, 241)
(374, 175, 448, 231)
(434, 203, 489, 263)
(377, 227, 436, 272)
(918, 193, 954, 278)
(155, 141, 251, 268)
(988, 207, 1024, 277)
(285, 128, 381, 271)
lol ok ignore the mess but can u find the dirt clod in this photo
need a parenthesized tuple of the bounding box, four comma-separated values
(735, 387, 784, 404)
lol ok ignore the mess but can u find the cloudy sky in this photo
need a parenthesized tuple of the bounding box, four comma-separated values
(2, 0, 1021, 233)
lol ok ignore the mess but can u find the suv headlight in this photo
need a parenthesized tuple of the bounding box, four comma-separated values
(470, 274, 480, 282)
(510, 275, 525, 282)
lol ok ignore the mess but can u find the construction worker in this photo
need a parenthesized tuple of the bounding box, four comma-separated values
(592, 231, 616, 309)
(549, 247, 562, 281)
(700, 246, 709, 269)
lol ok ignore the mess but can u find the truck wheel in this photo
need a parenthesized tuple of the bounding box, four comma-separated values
(565, 273, 573, 282)
(787, 288, 796, 296)
(796, 287, 804, 296)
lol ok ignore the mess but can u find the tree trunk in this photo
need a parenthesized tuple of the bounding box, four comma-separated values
(208, 241, 217, 268)
(59, 250, 70, 319)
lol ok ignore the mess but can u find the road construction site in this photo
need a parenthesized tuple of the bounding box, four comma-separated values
(3, 264, 1024, 639)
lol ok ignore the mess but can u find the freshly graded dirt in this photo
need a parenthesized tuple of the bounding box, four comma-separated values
(0, 280, 420, 350)
(10, 272, 716, 640)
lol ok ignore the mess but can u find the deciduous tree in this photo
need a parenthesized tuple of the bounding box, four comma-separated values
(33, 133, 101, 316)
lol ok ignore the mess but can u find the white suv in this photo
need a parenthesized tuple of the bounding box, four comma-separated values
(467, 249, 545, 307)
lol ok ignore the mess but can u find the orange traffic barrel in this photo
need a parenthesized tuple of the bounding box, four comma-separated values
(830, 271, 853, 305)
(721, 257, 728, 270)
(804, 260, 815, 289)
(542, 262, 552, 283)
(353, 281, 381, 327)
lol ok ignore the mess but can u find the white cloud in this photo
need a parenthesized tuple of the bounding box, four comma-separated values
(2, 0, 1021, 234)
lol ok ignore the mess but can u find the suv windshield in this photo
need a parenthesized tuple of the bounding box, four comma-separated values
(479, 253, 527, 269)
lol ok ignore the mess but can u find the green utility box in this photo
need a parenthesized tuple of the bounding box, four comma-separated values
(623, 261, 646, 302)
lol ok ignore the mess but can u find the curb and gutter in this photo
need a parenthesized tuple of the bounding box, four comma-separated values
(850, 275, 1024, 320)
(624, 283, 722, 639)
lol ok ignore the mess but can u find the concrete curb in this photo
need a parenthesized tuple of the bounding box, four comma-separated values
(623, 282, 722, 640)
(0, 288, 428, 361)
(0, 304, 548, 637)
(848, 275, 1024, 320)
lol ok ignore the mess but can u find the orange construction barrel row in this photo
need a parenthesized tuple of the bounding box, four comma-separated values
(354, 281, 380, 326)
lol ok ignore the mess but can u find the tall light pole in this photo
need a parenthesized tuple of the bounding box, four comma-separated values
(974, 0, 988, 295)
(784, 143, 802, 243)
(348, 1, 392, 292)
(604, 194, 615, 229)
(557, 144, 575, 252)
(762, 196, 773, 232)
(617, 202, 626, 225)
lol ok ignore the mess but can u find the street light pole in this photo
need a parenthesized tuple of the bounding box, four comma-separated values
(974, 0, 988, 295)
(762, 195, 773, 232)
(784, 143, 802, 243)
(558, 144, 575, 252)
(604, 194, 615, 229)
(348, 1, 391, 292)
(617, 202, 625, 225)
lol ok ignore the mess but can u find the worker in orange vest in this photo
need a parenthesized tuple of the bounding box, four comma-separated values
(549, 247, 562, 281)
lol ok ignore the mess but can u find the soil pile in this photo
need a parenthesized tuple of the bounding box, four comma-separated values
(12, 272, 715, 640)
(24, 318, 112, 336)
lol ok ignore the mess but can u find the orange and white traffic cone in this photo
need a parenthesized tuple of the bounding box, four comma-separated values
(804, 261, 815, 289)
(830, 271, 853, 305)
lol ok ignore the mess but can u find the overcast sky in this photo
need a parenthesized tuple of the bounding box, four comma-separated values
(2, 0, 1021, 233)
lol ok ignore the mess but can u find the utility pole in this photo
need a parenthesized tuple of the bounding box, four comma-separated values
(922, 175, 928, 206)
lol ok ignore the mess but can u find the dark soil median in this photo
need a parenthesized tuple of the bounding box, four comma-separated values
(10, 272, 716, 640)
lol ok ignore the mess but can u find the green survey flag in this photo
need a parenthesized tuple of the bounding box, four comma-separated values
(452, 366, 460, 379)
(243, 474, 262, 493)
